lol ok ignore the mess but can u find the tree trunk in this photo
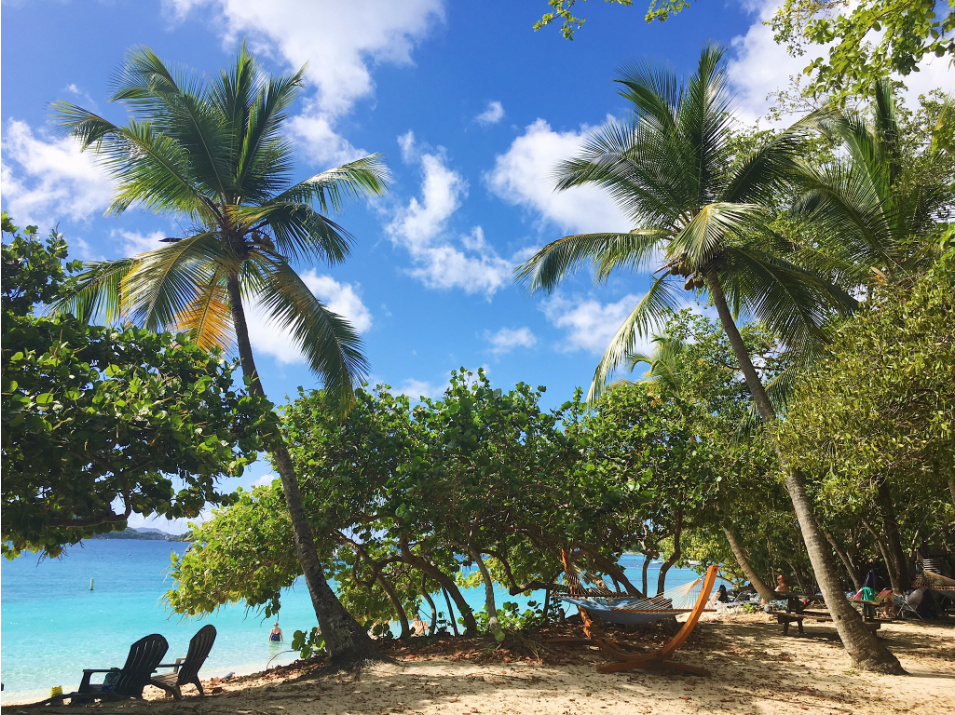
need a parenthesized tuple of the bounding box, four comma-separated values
(657, 512, 682, 596)
(377, 572, 410, 639)
(543, 586, 552, 622)
(577, 546, 643, 596)
(824, 529, 862, 591)
(863, 517, 903, 593)
(470, 548, 504, 641)
(398, 538, 476, 634)
(443, 588, 461, 636)
(420, 575, 438, 637)
(641, 550, 653, 597)
(723, 526, 776, 602)
(706, 272, 903, 674)
(948, 470, 955, 512)
(226, 276, 378, 663)
(876, 481, 912, 591)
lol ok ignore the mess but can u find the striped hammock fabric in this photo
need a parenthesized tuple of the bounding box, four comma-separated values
(557, 577, 705, 625)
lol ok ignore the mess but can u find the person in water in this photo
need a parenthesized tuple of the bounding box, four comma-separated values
(269, 623, 283, 642)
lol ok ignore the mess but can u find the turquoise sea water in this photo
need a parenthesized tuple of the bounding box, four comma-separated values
(0, 540, 698, 703)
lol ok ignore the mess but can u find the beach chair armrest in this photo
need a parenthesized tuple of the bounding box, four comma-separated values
(156, 658, 186, 673)
(79, 669, 113, 691)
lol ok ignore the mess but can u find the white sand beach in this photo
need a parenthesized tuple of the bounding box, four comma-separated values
(6, 613, 952, 715)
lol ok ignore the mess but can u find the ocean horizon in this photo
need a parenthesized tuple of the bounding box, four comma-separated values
(0, 539, 700, 703)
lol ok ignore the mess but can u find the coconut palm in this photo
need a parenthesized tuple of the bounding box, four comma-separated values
(517, 43, 903, 672)
(793, 78, 954, 285)
(52, 46, 386, 661)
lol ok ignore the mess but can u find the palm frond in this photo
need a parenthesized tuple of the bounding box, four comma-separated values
(516, 230, 666, 293)
(48, 258, 136, 324)
(587, 276, 681, 404)
(667, 202, 764, 270)
(272, 154, 390, 213)
(719, 248, 856, 353)
(255, 258, 368, 407)
(234, 202, 355, 265)
(121, 232, 231, 332)
(172, 266, 235, 351)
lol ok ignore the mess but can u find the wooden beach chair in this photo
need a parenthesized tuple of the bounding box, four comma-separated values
(551, 550, 718, 676)
(151, 625, 217, 700)
(49, 633, 169, 704)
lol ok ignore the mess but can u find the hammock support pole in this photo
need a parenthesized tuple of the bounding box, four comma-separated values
(598, 564, 718, 676)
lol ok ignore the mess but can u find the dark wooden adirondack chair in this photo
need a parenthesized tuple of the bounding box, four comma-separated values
(64, 633, 169, 702)
(151, 625, 217, 699)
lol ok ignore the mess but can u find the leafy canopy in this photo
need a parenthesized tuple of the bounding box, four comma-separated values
(1, 215, 272, 558)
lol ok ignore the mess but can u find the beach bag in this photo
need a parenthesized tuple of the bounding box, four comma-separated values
(102, 669, 121, 692)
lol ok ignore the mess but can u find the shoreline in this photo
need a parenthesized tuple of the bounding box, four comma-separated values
(3, 613, 953, 713)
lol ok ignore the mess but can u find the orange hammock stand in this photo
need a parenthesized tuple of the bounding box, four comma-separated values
(550, 550, 719, 677)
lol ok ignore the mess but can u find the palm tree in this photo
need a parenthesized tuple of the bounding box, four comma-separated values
(793, 78, 954, 285)
(517, 43, 903, 673)
(52, 46, 387, 662)
(627, 333, 778, 604)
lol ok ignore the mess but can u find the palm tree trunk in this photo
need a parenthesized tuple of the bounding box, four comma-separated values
(226, 276, 378, 663)
(706, 272, 903, 674)
(723, 526, 776, 602)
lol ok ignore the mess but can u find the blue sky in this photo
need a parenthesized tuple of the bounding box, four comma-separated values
(3, 0, 951, 528)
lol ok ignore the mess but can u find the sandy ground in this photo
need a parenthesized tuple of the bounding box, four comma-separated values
(7, 613, 953, 715)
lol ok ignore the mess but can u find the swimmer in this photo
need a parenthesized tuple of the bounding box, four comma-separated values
(269, 622, 283, 642)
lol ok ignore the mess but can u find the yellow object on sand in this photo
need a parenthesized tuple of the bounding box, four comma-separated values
(50, 686, 63, 698)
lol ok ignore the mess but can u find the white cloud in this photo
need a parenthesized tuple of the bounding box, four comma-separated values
(395, 377, 447, 400)
(1, 120, 114, 226)
(167, 0, 444, 166)
(487, 118, 632, 235)
(397, 130, 418, 163)
(114, 229, 167, 256)
(475, 100, 504, 126)
(485, 326, 537, 355)
(246, 269, 372, 364)
(386, 141, 513, 296)
(541, 293, 652, 356)
(727, 0, 955, 123)
(251, 474, 278, 488)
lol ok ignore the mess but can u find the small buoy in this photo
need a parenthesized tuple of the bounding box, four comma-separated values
(90, 578, 94, 591)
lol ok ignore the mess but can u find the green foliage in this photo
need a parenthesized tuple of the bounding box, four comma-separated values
(1, 218, 272, 558)
(533, 1, 633, 40)
(776, 257, 955, 500)
(291, 627, 326, 659)
(166, 485, 298, 617)
(771, 0, 955, 100)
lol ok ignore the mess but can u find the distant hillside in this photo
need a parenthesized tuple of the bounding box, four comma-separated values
(90, 527, 189, 541)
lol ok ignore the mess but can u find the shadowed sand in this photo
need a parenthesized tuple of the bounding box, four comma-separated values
(6, 613, 952, 715)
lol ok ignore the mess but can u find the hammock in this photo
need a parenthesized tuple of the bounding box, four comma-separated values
(557, 577, 708, 625)
(549, 549, 718, 676)
(917, 569, 955, 603)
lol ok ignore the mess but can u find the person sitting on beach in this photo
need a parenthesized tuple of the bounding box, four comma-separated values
(411, 617, 428, 636)
(269, 623, 283, 642)
(774, 574, 789, 594)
